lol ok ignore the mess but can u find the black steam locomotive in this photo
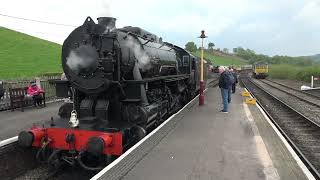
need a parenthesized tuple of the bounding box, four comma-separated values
(18, 17, 207, 171)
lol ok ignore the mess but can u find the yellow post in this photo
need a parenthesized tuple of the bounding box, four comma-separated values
(201, 38, 204, 81)
(199, 30, 207, 106)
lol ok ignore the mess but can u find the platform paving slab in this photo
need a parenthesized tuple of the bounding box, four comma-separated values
(247, 94, 309, 180)
(0, 101, 63, 140)
(121, 86, 308, 180)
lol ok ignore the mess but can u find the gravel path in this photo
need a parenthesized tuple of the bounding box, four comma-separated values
(14, 167, 51, 180)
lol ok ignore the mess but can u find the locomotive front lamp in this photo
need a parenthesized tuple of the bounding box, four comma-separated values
(199, 30, 207, 106)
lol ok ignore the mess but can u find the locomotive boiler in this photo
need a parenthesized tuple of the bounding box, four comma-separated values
(18, 16, 207, 171)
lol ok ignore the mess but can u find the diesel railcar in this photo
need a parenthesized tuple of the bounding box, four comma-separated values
(253, 62, 268, 79)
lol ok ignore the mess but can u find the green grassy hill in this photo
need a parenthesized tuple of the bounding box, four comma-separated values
(268, 64, 320, 82)
(192, 50, 248, 66)
(0, 27, 62, 79)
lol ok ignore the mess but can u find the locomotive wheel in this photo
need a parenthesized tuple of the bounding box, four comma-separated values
(130, 126, 146, 145)
(47, 150, 65, 171)
(35, 142, 51, 163)
(181, 91, 189, 105)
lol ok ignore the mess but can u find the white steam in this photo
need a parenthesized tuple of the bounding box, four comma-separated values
(125, 36, 151, 71)
(104, 24, 116, 33)
(96, 0, 114, 33)
(66, 51, 83, 74)
(66, 45, 98, 75)
(97, 0, 112, 17)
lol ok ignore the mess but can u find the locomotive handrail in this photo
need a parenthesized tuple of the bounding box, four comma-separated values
(122, 31, 175, 52)
(122, 31, 153, 43)
(123, 74, 190, 83)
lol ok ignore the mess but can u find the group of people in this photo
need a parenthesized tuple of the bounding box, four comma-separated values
(218, 66, 238, 113)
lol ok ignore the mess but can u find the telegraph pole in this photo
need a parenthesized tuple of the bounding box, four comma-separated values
(199, 30, 207, 106)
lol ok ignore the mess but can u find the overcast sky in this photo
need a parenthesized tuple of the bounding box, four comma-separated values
(1, 0, 319, 56)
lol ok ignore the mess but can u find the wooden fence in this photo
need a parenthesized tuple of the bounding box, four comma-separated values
(0, 75, 61, 111)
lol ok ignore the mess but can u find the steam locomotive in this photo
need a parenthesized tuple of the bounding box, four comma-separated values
(18, 17, 207, 171)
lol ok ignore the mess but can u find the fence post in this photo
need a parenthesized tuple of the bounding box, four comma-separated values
(311, 76, 314, 88)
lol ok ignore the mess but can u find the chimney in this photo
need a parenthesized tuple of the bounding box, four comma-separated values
(97, 17, 116, 30)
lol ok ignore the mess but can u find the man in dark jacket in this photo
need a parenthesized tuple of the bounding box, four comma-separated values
(229, 67, 238, 93)
(218, 66, 232, 113)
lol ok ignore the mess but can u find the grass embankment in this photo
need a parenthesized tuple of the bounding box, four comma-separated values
(192, 50, 248, 65)
(268, 64, 320, 82)
(0, 27, 62, 80)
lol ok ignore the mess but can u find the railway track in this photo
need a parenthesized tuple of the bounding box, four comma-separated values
(0, 78, 219, 180)
(253, 78, 320, 126)
(259, 79, 320, 108)
(264, 79, 320, 98)
(241, 76, 320, 179)
(305, 88, 320, 97)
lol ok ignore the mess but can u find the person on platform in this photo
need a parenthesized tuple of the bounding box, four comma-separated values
(229, 67, 238, 93)
(218, 66, 233, 113)
(27, 82, 45, 107)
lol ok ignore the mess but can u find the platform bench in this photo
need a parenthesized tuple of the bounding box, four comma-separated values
(9, 87, 46, 112)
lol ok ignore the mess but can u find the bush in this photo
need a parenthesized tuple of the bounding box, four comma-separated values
(269, 64, 320, 82)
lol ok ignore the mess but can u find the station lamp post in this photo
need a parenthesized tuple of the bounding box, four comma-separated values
(199, 30, 207, 106)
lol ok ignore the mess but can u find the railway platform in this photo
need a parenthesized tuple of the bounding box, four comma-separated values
(0, 101, 63, 140)
(95, 86, 310, 180)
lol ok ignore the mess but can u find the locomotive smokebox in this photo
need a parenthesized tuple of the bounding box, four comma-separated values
(97, 17, 116, 32)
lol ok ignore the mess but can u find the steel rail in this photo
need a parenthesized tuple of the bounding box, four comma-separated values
(264, 79, 320, 99)
(258, 79, 320, 109)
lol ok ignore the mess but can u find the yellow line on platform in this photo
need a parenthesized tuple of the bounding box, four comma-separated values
(243, 102, 280, 180)
(244, 88, 315, 180)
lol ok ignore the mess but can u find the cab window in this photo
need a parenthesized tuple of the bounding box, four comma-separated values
(183, 56, 189, 66)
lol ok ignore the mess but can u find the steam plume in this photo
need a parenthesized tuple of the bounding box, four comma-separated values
(125, 36, 151, 71)
(66, 45, 98, 75)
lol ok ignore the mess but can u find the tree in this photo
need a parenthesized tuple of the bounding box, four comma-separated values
(208, 42, 215, 51)
(233, 48, 237, 54)
(185, 42, 197, 52)
(223, 48, 229, 54)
